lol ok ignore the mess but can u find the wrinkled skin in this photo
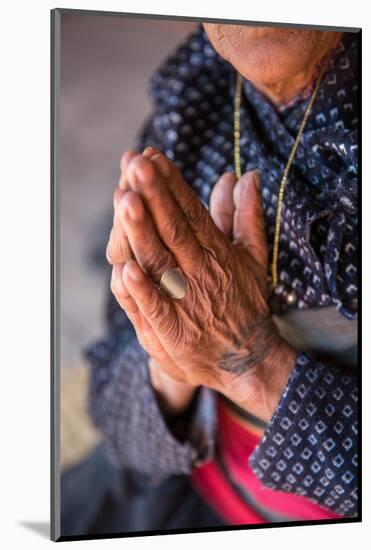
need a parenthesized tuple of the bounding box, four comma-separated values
(203, 24, 342, 104)
(107, 148, 296, 421)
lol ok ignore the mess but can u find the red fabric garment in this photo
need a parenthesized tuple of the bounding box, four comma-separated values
(190, 398, 340, 524)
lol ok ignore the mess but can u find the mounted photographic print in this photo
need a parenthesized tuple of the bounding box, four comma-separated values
(51, 8, 360, 541)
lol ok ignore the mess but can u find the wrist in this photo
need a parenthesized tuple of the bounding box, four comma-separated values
(149, 358, 198, 416)
(221, 335, 297, 423)
(252, 338, 297, 421)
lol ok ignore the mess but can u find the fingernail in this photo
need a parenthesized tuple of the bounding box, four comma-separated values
(126, 202, 138, 221)
(122, 194, 142, 221)
(253, 170, 261, 189)
(118, 173, 126, 189)
(127, 262, 143, 283)
(143, 146, 155, 156)
(112, 264, 119, 283)
(112, 264, 122, 281)
(114, 188, 124, 208)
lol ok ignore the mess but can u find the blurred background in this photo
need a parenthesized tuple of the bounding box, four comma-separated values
(60, 12, 196, 470)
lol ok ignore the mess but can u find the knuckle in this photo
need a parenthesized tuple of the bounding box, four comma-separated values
(140, 245, 173, 281)
(113, 188, 123, 209)
(131, 155, 156, 185)
(155, 303, 176, 334)
(106, 231, 119, 265)
(119, 236, 132, 261)
(106, 240, 115, 265)
(110, 275, 118, 296)
(146, 291, 161, 319)
(120, 150, 135, 170)
(139, 243, 159, 268)
(185, 198, 206, 227)
(152, 255, 174, 281)
(106, 230, 131, 266)
(153, 153, 172, 177)
(164, 220, 188, 250)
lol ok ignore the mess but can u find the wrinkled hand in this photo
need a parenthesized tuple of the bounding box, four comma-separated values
(108, 148, 296, 421)
(108, 149, 187, 385)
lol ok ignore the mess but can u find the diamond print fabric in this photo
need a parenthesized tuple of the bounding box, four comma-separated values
(87, 339, 216, 479)
(248, 352, 357, 516)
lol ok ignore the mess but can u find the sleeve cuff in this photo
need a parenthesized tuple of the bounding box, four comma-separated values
(87, 338, 216, 479)
(248, 352, 358, 516)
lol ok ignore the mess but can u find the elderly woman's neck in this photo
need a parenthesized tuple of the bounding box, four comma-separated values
(252, 70, 320, 106)
(251, 33, 343, 107)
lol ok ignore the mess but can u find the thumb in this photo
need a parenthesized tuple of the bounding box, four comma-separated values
(209, 172, 237, 237)
(233, 170, 268, 271)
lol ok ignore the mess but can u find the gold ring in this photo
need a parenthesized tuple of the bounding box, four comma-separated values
(159, 268, 187, 300)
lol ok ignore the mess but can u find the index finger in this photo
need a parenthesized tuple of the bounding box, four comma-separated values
(150, 151, 230, 253)
(126, 155, 204, 274)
